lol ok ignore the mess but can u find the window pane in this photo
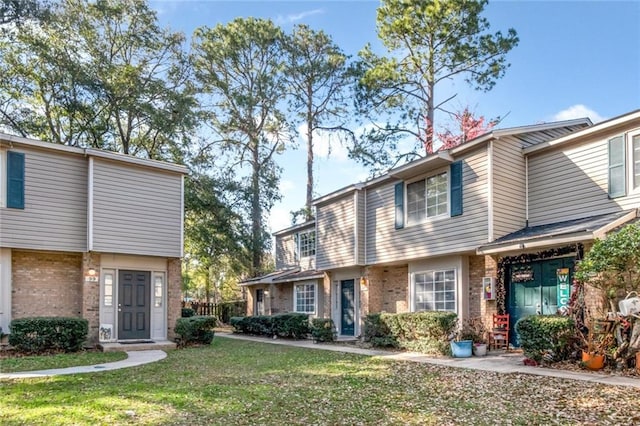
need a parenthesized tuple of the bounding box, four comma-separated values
(154, 275, 163, 307)
(426, 172, 447, 217)
(298, 230, 316, 257)
(634, 135, 640, 188)
(414, 270, 456, 313)
(295, 283, 315, 313)
(103, 273, 113, 307)
(407, 180, 426, 224)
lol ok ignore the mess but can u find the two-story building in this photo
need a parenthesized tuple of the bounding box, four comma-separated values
(243, 109, 640, 343)
(0, 133, 186, 346)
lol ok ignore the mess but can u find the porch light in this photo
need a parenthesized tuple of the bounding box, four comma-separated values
(360, 277, 367, 287)
(88, 268, 96, 276)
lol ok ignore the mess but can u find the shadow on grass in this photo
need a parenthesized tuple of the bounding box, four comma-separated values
(1, 338, 639, 425)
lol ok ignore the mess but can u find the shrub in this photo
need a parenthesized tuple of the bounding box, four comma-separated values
(364, 311, 457, 355)
(230, 313, 311, 339)
(181, 307, 196, 318)
(515, 315, 576, 363)
(271, 313, 310, 339)
(174, 316, 217, 346)
(9, 317, 88, 354)
(310, 318, 336, 342)
(229, 316, 248, 333)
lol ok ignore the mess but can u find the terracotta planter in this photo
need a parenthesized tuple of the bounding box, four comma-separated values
(581, 351, 605, 371)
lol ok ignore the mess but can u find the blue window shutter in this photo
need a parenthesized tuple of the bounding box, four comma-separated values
(394, 182, 404, 229)
(450, 161, 463, 217)
(608, 136, 626, 198)
(7, 151, 25, 209)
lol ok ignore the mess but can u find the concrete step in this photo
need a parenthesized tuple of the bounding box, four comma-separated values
(98, 340, 176, 352)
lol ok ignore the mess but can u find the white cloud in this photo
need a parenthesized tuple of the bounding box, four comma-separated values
(274, 8, 324, 25)
(553, 104, 605, 123)
(268, 206, 292, 234)
(279, 179, 295, 193)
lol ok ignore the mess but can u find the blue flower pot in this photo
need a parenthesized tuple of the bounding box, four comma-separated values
(450, 340, 473, 358)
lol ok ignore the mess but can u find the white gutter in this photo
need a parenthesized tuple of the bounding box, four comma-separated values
(87, 156, 94, 251)
(477, 232, 592, 255)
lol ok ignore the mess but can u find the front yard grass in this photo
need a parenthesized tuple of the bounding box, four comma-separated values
(1, 337, 639, 425)
(0, 350, 127, 373)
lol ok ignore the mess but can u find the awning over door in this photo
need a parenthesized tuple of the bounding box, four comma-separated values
(477, 210, 638, 255)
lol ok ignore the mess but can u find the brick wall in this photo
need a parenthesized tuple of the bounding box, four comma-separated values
(82, 252, 101, 343)
(272, 282, 293, 314)
(322, 274, 331, 318)
(469, 255, 498, 329)
(167, 258, 182, 341)
(12, 250, 83, 319)
(365, 265, 408, 314)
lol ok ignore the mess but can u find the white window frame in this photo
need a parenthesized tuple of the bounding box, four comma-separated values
(293, 281, 317, 314)
(411, 269, 457, 313)
(406, 170, 449, 225)
(629, 130, 640, 191)
(297, 229, 316, 258)
(102, 269, 115, 307)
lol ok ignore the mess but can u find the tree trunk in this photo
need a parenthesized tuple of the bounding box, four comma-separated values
(306, 95, 314, 220)
(425, 82, 435, 155)
(251, 142, 263, 275)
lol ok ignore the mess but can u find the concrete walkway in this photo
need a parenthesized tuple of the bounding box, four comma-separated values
(0, 350, 166, 380)
(218, 333, 640, 389)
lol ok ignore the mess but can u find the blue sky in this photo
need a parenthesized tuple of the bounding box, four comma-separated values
(150, 0, 640, 234)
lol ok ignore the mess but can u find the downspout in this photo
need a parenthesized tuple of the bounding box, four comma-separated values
(525, 155, 529, 227)
(87, 154, 94, 251)
(353, 190, 358, 265)
(487, 140, 494, 242)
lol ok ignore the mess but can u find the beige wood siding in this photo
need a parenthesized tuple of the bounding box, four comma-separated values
(274, 222, 315, 270)
(527, 133, 624, 226)
(275, 233, 297, 269)
(492, 137, 527, 239)
(0, 148, 87, 251)
(316, 194, 355, 269)
(91, 158, 182, 257)
(365, 148, 489, 265)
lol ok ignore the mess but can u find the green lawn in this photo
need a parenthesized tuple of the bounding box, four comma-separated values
(1, 337, 638, 425)
(0, 350, 127, 373)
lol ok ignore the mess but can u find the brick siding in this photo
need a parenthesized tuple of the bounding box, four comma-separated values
(12, 250, 83, 319)
(82, 252, 101, 342)
(365, 265, 408, 314)
(167, 258, 182, 341)
(469, 255, 498, 330)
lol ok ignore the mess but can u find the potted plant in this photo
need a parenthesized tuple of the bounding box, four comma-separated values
(449, 319, 475, 358)
(579, 319, 611, 371)
(467, 318, 488, 356)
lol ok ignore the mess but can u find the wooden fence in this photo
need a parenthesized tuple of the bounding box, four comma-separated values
(181, 300, 247, 324)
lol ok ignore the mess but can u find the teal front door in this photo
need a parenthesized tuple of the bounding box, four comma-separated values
(507, 257, 574, 346)
(340, 279, 355, 336)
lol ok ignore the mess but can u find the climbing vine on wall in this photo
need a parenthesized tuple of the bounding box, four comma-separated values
(495, 244, 584, 314)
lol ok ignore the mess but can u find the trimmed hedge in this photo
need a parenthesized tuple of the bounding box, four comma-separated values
(310, 318, 336, 342)
(174, 316, 217, 346)
(181, 308, 196, 318)
(9, 317, 88, 354)
(515, 315, 576, 363)
(230, 313, 310, 339)
(364, 312, 458, 355)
